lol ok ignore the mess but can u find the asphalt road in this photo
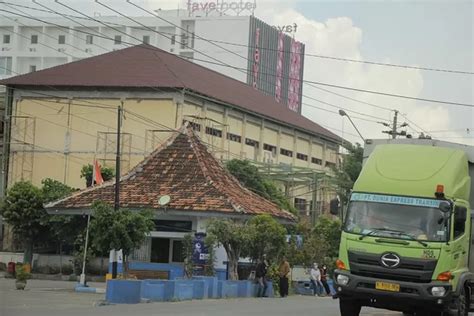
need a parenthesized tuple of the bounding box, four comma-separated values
(0, 279, 402, 316)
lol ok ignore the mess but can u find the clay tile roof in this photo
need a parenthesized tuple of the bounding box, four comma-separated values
(0, 44, 341, 144)
(46, 124, 296, 221)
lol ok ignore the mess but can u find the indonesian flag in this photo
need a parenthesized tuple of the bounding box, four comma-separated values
(92, 160, 104, 186)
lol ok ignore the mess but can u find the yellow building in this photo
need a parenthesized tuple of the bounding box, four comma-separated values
(0, 45, 342, 218)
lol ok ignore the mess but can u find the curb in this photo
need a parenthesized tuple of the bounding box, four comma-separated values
(75, 285, 106, 294)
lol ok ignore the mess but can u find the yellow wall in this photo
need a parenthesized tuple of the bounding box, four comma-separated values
(8, 96, 339, 200)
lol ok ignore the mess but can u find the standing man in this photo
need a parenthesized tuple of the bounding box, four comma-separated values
(278, 256, 291, 297)
(255, 255, 268, 297)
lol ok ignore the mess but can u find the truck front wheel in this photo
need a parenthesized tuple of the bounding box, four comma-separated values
(452, 285, 468, 316)
(339, 298, 361, 316)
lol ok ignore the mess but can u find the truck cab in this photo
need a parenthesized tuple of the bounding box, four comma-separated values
(334, 140, 474, 316)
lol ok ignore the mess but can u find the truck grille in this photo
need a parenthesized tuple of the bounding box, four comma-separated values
(348, 251, 437, 283)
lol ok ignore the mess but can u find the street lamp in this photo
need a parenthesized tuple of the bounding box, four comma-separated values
(339, 109, 365, 143)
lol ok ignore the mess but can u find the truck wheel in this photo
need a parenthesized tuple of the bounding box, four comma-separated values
(454, 285, 468, 316)
(339, 298, 361, 316)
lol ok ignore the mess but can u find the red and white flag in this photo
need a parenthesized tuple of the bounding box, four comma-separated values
(92, 160, 104, 186)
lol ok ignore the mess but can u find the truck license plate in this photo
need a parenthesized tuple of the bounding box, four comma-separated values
(375, 281, 400, 292)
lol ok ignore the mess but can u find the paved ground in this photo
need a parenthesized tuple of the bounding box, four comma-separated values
(0, 279, 402, 316)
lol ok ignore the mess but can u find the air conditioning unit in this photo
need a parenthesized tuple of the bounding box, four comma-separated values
(85, 48, 92, 53)
(29, 47, 36, 52)
(58, 48, 65, 53)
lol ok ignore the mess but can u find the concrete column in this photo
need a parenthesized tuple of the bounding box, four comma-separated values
(240, 114, 247, 159)
(258, 119, 264, 161)
(292, 130, 297, 166)
(276, 127, 281, 164)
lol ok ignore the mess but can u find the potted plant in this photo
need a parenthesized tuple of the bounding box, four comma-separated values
(15, 265, 31, 290)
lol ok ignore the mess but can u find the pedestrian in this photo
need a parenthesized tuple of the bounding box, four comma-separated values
(278, 256, 290, 297)
(310, 263, 323, 296)
(255, 255, 268, 297)
(320, 264, 331, 296)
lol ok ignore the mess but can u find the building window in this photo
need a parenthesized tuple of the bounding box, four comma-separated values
(191, 32, 195, 48)
(205, 126, 222, 138)
(227, 132, 242, 143)
(172, 240, 184, 263)
(263, 143, 276, 154)
(280, 148, 293, 157)
(114, 35, 122, 45)
(31, 34, 38, 44)
(58, 35, 66, 44)
(245, 138, 259, 148)
(29, 65, 37, 72)
(86, 35, 93, 45)
(311, 157, 322, 165)
(294, 198, 307, 211)
(182, 120, 201, 132)
(171, 35, 176, 45)
(180, 33, 189, 49)
(3, 34, 10, 44)
(296, 153, 308, 161)
(0, 57, 12, 75)
(325, 161, 336, 169)
(143, 35, 150, 44)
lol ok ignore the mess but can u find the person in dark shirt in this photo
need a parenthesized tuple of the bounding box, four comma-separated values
(255, 255, 268, 297)
(320, 264, 331, 296)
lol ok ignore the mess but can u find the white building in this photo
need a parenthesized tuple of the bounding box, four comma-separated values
(0, 9, 304, 112)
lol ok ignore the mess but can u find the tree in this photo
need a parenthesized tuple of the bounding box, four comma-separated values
(333, 143, 363, 205)
(206, 219, 250, 280)
(246, 215, 286, 263)
(80, 164, 115, 187)
(313, 215, 342, 258)
(0, 181, 46, 264)
(225, 159, 296, 214)
(89, 202, 154, 275)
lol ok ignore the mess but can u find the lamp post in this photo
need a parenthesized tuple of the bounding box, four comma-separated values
(339, 109, 365, 143)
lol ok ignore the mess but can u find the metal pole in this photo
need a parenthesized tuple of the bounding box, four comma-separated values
(79, 213, 91, 286)
(345, 115, 365, 143)
(114, 105, 122, 211)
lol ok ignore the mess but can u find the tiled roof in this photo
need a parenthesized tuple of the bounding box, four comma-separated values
(46, 125, 296, 221)
(0, 44, 341, 143)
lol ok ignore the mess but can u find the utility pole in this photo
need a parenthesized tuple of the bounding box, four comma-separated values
(114, 105, 122, 211)
(391, 110, 398, 139)
(111, 104, 123, 279)
(382, 110, 411, 139)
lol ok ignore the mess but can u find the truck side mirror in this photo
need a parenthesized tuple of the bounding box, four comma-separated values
(330, 198, 340, 215)
(439, 201, 451, 214)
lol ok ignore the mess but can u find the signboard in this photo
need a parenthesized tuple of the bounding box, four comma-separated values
(252, 27, 261, 89)
(287, 39, 302, 112)
(187, 0, 256, 16)
(192, 232, 209, 265)
(274, 31, 284, 102)
(350, 193, 442, 208)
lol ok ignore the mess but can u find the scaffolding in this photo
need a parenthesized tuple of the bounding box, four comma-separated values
(95, 131, 132, 175)
(8, 115, 36, 185)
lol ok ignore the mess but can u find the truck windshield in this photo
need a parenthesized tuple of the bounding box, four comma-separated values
(344, 194, 448, 242)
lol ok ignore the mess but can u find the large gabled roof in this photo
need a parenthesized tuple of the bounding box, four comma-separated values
(45, 125, 296, 221)
(0, 44, 341, 143)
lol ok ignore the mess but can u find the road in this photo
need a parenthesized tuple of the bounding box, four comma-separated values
(0, 279, 401, 316)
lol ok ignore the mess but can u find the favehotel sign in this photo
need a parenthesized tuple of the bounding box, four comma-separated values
(187, 0, 256, 15)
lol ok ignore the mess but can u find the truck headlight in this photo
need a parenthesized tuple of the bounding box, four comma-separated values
(431, 287, 446, 297)
(336, 274, 350, 286)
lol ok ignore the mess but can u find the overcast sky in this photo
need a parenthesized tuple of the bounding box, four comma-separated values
(4, 0, 473, 146)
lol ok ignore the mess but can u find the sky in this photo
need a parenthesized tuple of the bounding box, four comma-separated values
(3, 0, 474, 146)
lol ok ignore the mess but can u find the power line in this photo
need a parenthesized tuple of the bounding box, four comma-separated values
(3, 1, 472, 75)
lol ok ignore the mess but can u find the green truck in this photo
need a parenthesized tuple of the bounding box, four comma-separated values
(334, 139, 474, 316)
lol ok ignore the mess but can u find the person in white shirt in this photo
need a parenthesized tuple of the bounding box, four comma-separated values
(310, 263, 324, 296)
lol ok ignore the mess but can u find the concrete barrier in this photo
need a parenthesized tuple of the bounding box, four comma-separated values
(237, 280, 253, 297)
(218, 280, 239, 298)
(192, 280, 208, 300)
(193, 276, 218, 299)
(141, 280, 166, 302)
(106, 280, 142, 304)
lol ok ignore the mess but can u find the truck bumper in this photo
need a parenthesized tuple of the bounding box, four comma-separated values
(334, 269, 453, 312)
